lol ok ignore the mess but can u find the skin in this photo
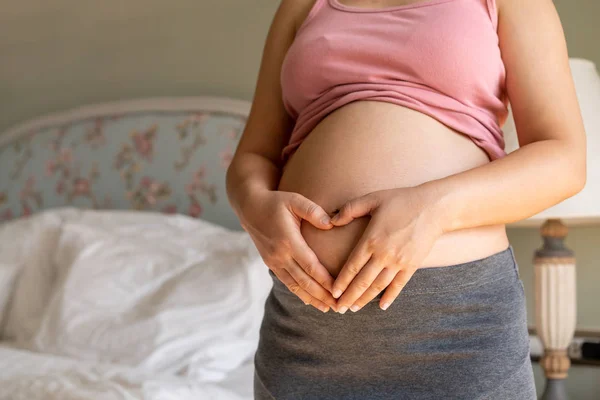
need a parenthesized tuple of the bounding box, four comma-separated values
(226, 0, 587, 314)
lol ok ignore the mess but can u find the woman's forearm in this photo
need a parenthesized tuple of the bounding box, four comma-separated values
(225, 152, 282, 220)
(420, 138, 587, 233)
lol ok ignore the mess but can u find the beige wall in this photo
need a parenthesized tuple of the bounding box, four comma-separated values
(553, 0, 600, 66)
(1, 0, 599, 395)
(0, 0, 276, 133)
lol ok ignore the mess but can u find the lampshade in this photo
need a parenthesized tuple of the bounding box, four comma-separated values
(503, 58, 600, 227)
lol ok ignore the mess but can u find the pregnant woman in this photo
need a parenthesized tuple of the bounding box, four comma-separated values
(226, 0, 586, 398)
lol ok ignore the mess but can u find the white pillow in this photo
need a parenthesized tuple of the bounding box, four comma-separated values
(0, 263, 20, 337)
(21, 209, 271, 382)
(0, 208, 79, 341)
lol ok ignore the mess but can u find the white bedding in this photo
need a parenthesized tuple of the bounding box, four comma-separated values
(0, 208, 272, 400)
(0, 345, 254, 400)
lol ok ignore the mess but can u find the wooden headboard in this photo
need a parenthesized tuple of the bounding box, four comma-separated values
(0, 97, 250, 230)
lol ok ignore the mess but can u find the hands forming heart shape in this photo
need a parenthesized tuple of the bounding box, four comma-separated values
(240, 184, 444, 314)
(321, 185, 444, 313)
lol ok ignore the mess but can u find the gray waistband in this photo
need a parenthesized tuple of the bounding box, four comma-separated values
(391, 244, 517, 295)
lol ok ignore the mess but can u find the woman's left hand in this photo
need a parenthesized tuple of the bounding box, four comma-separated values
(330, 185, 445, 313)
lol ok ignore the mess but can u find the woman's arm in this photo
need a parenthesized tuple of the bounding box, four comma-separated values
(423, 0, 586, 233)
(326, 0, 587, 313)
(225, 1, 296, 211)
(227, 0, 324, 217)
(226, 1, 339, 312)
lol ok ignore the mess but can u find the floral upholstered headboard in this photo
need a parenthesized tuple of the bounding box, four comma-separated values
(0, 97, 250, 230)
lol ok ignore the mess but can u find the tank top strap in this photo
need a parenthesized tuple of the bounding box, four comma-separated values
(296, 0, 328, 35)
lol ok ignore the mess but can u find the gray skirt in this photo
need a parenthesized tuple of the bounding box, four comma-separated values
(253, 245, 537, 400)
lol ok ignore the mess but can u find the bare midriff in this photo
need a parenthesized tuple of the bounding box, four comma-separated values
(278, 101, 509, 278)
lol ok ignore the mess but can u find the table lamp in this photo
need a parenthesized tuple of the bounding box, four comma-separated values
(502, 58, 600, 400)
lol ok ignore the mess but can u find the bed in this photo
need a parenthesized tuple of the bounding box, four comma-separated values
(0, 97, 272, 400)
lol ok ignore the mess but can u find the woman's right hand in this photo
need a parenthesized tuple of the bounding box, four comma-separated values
(239, 189, 338, 313)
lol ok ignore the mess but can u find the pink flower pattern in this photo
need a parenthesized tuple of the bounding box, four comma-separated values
(131, 125, 157, 161)
(85, 119, 107, 148)
(183, 166, 217, 218)
(73, 178, 91, 196)
(0, 113, 247, 222)
(18, 176, 42, 216)
(188, 202, 203, 218)
(55, 180, 66, 195)
(174, 114, 208, 171)
(10, 131, 35, 180)
(43, 125, 101, 208)
(127, 176, 171, 210)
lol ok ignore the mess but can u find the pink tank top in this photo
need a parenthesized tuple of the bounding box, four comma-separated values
(280, 0, 508, 163)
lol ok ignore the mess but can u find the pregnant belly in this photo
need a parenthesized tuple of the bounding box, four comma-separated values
(278, 101, 509, 278)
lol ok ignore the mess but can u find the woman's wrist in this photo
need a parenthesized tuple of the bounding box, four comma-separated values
(414, 180, 453, 235)
(237, 180, 273, 221)
(227, 152, 283, 219)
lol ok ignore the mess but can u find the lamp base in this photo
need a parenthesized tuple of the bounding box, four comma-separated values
(534, 219, 577, 400)
(541, 379, 568, 400)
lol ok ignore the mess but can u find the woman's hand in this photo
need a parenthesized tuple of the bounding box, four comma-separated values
(239, 189, 338, 313)
(329, 185, 444, 313)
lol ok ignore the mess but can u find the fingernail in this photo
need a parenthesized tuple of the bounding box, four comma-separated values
(338, 306, 348, 314)
(321, 307, 330, 313)
(331, 215, 339, 223)
(332, 289, 342, 298)
(381, 302, 390, 311)
(350, 305, 360, 312)
(321, 216, 331, 225)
